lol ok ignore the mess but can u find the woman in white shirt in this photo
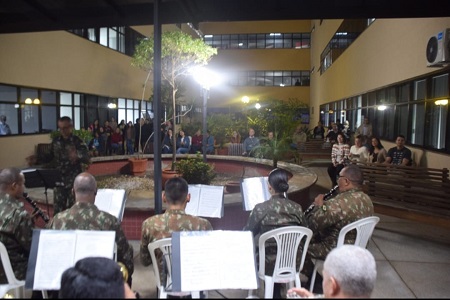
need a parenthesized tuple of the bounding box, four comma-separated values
(349, 135, 369, 163)
(327, 133, 350, 187)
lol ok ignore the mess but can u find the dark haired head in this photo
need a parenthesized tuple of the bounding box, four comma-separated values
(397, 134, 405, 140)
(164, 177, 188, 205)
(59, 257, 125, 298)
(268, 168, 289, 196)
(370, 136, 384, 153)
(59, 116, 72, 123)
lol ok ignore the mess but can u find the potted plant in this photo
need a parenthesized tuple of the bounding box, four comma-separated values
(131, 30, 217, 172)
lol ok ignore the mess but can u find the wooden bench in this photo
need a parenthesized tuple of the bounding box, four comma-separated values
(356, 162, 450, 229)
(297, 140, 332, 162)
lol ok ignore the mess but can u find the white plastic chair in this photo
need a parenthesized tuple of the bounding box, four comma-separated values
(309, 216, 380, 291)
(252, 226, 313, 299)
(0, 241, 26, 298)
(147, 238, 201, 299)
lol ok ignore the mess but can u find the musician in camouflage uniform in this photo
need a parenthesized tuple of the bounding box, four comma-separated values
(47, 172, 134, 286)
(304, 164, 374, 278)
(244, 168, 307, 297)
(140, 177, 212, 286)
(0, 168, 35, 282)
(42, 116, 91, 215)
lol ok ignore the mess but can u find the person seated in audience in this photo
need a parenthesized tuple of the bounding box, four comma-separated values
(325, 123, 340, 144)
(190, 129, 203, 154)
(291, 125, 307, 150)
(327, 133, 350, 187)
(176, 129, 190, 154)
(88, 131, 104, 157)
(47, 172, 134, 287)
(162, 128, 174, 154)
(369, 136, 387, 163)
(303, 165, 373, 284)
(385, 134, 412, 166)
(287, 245, 377, 298)
(349, 135, 369, 163)
(205, 130, 215, 154)
(59, 256, 136, 299)
(140, 177, 213, 286)
(230, 130, 241, 144)
(242, 128, 260, 157)
(244, 168, 307, 298)
(110, 127, 124, 155)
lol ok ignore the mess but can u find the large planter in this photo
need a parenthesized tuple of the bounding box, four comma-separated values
(161, 168, 180, 189)
(128, 157, 148, 176)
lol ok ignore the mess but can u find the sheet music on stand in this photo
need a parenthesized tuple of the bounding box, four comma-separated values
(25, 229, 115, 291)
(95, 189, 127, 221)
(185, 185, 224, 218)
(241, 176, 271, 211)
(172, 230, 258, 292)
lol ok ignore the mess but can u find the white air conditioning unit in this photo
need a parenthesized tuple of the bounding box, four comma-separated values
(426, 28, 450, 67)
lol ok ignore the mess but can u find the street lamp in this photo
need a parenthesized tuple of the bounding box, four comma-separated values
(191, 67, 221, 162)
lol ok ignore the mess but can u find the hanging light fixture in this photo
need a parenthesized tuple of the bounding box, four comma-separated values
(33, 98, 40, 104)
(25, 98, 32, 104)
(435, 99, 448, 106)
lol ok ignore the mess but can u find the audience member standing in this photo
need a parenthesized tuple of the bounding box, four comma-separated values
(313, 121, 325, 140)
(355, 117, 373, 141)
(242, 128, 260, 157)
(125, 121, 135, 155)
(134, 118, 141, 153)
(48, 172, 134, 286)
(0, 115, 12, 135)
(304, 165, 374, 280)
(109, 116, 118, 132)
(385, 134, 412, 166)
(325, 123, 340, 144)
(327, 133, 350, 187)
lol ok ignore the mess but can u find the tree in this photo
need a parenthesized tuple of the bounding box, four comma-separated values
(131, 31, 217, 169)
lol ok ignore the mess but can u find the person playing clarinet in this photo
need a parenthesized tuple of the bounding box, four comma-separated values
(0, 167, 36, 282)
(301, 165, 374, 289)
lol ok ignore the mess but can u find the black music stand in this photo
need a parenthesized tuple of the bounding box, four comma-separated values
(23, 168, 64, 218)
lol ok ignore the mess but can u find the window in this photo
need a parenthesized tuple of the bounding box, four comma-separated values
(204, 32, 311, 49)
(229, 70, 310, 87)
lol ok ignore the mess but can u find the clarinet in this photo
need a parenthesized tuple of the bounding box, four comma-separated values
(23, 192, 50, 223)
(305, 185, 339, 215)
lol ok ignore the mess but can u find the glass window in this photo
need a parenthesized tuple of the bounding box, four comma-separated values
(22, 105, 39, 134)
(425, 101, 447, 149)
(60, 92, 72, 105)
(410, 103, 425, 145)
(21, 88, 38, 103)
(395, 104, 409, 138)
(100, 27, 108, 47)
(0, 103, 18, 134)
(60, 106, 72, 119)
(42, 106, 57, 132)
(41, 90, 57, 104)
(0, 84, 17, 102)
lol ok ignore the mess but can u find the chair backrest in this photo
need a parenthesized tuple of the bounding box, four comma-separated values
(0, 241, 25, 298)
(147, 238, 173, 293)
(258, 226, 313, 281)
(336, 216, 380, 247)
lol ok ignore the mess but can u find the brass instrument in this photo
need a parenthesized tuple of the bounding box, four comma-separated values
(23, 192, 50, 223)
(117, 262, 129, 283)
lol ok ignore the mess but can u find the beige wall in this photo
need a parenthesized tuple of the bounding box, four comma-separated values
(0, 134, 50, 169)
(0, 31, 150, 100)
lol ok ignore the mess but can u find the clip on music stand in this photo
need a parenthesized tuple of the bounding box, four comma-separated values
(23, 169, 64, 218)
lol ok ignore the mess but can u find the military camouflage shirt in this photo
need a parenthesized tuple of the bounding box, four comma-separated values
(43, 134, 91, 189)
(306, 188, 374, 259)
(140, 209, 213, 266)
(0, 193, 34, 281)
(244, 194, 307, 275)
(47, 202, 134, 275)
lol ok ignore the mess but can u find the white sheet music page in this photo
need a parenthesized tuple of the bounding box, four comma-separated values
(241, 176, 270, 211)
(95, 189, 126, 220)
(178, 230, 257, 291)
(186, 185, 224, 218)
(32, 230, 116, 290)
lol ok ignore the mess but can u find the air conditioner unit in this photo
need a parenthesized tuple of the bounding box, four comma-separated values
(426, 28, 450, 67)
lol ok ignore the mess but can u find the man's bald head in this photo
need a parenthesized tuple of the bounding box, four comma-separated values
(73, 172, 97, 202)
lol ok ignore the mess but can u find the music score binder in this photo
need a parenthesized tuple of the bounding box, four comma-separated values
(94, 189, 127, 221)
(185, 185, 224, 218)
(241, 176, 271, 211)
(25, 229, 115, 291)
(172, 230, 258, 292)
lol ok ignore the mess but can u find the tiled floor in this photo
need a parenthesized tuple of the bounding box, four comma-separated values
(129, 164, 450, 298)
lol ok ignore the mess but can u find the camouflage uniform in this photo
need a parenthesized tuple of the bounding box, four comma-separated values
(47, 202, 134, 277)
(0, 193, 34, 281)
(43, 134, 90, 215)
(140, 209, 212, 286)
(244, 194, 307, 275)
(304, 188, 374, 276)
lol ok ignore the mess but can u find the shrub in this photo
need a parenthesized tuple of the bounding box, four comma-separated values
(175, 154, 216, 185)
